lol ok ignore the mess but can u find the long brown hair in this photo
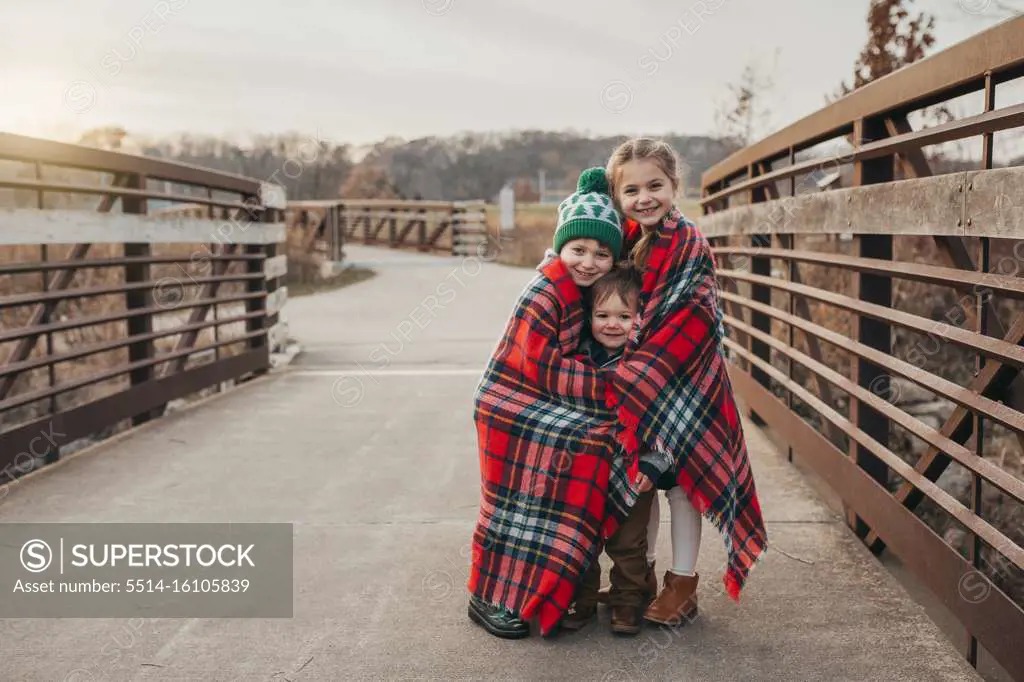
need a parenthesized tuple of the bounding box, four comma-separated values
(606, 138, 682, 270)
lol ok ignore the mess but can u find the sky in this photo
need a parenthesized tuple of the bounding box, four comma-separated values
(0, 0, 1018, 147)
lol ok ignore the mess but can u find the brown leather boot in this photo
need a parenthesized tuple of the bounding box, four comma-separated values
(610, 604, 643, 635)
(644, 571, 699, 626)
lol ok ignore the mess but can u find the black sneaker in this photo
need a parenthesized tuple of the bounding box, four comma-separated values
(468, 595, 530, 639)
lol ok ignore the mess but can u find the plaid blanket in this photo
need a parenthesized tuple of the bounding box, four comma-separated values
(609, 208, 768, 601)
(468, 257, 637, 635)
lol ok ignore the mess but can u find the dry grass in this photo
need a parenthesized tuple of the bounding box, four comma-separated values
(0, 239, 258, 434)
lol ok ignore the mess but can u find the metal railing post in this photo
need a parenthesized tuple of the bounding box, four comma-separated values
(122, 172, 158, 426)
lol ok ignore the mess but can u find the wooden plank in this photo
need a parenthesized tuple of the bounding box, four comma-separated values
(705, 201, 775, 236)
(0, 208, 285, 245)
(332, 199, 455, 211)
(350, 210, 450, 223)
(704, 103, 1024, 206)
(452, 211, 487, 222)
(700, 172, 967, 239)
(701, 203, 741, 235)
(151, 203, 206, 220)
(798, 175, 961, 238)
(454, 232, 489, 242)
(0, 178, 254, 212)
(264, 254, 288, 281)
(964, 166, 1024, 239)
(0, 132, 261, 195)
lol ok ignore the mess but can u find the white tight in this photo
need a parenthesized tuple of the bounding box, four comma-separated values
(645, 486, 703, 576)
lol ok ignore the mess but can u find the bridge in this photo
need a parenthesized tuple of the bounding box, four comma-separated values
(1, 18, 1022, 682)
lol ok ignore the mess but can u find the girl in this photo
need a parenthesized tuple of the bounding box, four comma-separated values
(602, 137, 768, 625)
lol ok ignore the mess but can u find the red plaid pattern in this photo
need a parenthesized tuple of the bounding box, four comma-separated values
(610, 209, 768, 600)
(469, 257, 637, 635)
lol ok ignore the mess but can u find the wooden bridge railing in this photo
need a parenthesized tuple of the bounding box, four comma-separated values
(0, 132, 287, 480)
(700, 17, 1024, 680)
(286, 198, 488, 262)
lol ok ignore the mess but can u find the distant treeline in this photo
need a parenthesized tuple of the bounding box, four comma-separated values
(96, 128, 740, 202)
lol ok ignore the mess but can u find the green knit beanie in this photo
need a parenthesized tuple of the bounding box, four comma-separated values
(553, 167, 623, 259)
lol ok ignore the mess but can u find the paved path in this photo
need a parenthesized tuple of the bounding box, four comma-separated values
(0, 245, 979, 680)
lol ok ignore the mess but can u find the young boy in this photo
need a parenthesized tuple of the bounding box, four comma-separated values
(560, 265, 659, 636)
(469, 167, 631, 639)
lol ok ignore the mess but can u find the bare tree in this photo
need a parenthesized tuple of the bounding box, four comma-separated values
(714, 50, 780, 147)
(830, 0, 958, 137)
(834, 0, 936, 99)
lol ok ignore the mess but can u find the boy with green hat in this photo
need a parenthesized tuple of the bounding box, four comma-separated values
(554, 167, 624, 254)
(550, 169, 657, 635)
(546, 167, 624, 290)
(468, 166, 632, 640)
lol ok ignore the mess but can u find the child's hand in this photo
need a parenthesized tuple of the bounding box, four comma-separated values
(635, 472, 653, 492)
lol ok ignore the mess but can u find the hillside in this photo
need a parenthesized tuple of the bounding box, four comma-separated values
(355, 131, 739, 201)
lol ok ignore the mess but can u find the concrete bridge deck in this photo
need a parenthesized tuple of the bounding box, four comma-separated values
(0, 245, 979, 681)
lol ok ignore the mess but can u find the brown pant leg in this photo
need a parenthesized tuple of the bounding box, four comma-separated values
(606, 489, 654, 608)
(573, 550, 602, 608)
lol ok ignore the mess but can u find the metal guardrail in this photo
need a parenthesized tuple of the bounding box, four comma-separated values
(0, 132, 287, 478)
(699, 18, 1024, 680)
